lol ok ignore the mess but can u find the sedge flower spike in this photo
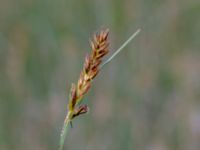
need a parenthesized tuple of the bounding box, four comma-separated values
(59, 28, 141, 150)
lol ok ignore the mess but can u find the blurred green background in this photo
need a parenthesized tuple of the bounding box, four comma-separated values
(1, 0, 200, 150)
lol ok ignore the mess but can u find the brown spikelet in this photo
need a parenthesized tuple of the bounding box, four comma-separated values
(72, 105, 89, 119)
(67, 29, 109, 120)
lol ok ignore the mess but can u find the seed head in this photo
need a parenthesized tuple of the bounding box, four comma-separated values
(67, 29, 109, 120)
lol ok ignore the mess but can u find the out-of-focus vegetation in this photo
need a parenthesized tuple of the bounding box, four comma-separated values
(0, 0, 200, 150)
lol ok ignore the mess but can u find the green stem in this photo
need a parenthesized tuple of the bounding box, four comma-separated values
(59, 114, 71, 150)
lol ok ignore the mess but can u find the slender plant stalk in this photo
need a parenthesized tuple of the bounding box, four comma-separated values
(59, 28, 141, 150)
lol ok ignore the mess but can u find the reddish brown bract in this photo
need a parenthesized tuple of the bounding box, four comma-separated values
(68, 29, 109, 119)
